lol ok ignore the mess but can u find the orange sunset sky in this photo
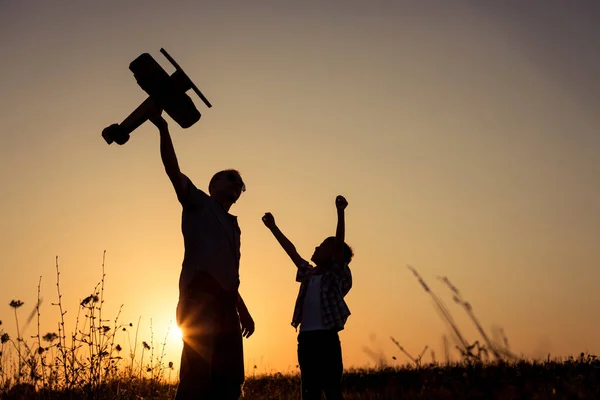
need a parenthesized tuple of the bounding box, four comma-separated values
(1, 0, 599, 376)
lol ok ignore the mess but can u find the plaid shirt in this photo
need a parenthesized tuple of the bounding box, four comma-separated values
(291, 260, 352, 332)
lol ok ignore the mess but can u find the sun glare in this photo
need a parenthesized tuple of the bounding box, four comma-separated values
(170, 324, 183, 344)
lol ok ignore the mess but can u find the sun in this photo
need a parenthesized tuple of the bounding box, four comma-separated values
(170, 324, 183, 343)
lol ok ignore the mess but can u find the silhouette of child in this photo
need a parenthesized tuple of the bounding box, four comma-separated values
(262, 195, 353, 400)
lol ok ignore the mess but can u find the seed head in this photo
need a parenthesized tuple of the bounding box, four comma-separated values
(9, 300, 24, 309)
(42, 332, 59, 343)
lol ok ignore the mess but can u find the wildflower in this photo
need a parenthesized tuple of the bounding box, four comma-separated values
(1, 333, 9, 344)
(168, 361, 174, 369)
(42, 332, 58, 343)
(9, 300, 24, 309)
(142, 341, 150, 350)
(115, 344, 122, 352)
(102, 326, 110, 333)
(37, 347, 45, 355)
(80, 295, 99, 306)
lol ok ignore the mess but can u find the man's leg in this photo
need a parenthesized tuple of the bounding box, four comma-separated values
(174, 337, 212, 399)
(210, 293, 245, 399)
(174, 292, 218, 399)
(209, 371, 243, 400)
(209, 333, 244, 400)
(298, 331, 324, 400)
(322, 332, 344, 400)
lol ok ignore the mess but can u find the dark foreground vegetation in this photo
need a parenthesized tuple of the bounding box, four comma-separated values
(2, 254, 597, 399)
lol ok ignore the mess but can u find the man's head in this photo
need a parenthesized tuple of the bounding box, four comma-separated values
(311, 236, 354, 266)
(208, 169, 246, 206)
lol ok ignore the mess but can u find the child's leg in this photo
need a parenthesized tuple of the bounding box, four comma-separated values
(298, 331, 324, 400)
(322, 331, 344, 400)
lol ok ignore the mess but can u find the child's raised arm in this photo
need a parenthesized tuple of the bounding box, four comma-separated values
(262, 212, 305, 266)
(334, 195, 348, 264)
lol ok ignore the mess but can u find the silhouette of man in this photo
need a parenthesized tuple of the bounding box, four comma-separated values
(149, 114, 254, 399)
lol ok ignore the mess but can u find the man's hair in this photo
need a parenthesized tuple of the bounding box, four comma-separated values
(323, 236, 354, 264)
(208, 169, 244, 196)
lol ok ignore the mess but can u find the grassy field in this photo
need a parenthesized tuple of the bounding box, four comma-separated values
(2, 359, 599, 399)
(1, 255, 598, 399)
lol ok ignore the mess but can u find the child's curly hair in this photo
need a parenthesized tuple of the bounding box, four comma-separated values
(323, 236, 354, 264)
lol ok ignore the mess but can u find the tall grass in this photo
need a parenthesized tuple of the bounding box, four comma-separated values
(1, 258, 598, 399)
(391, 265, 517, 366)
(0, 252, 175, 399)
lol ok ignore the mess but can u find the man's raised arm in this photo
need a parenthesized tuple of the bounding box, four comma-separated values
(150, 115, 189, 201)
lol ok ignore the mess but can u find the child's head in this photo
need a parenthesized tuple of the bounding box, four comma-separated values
(311, 236, 354, 266)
